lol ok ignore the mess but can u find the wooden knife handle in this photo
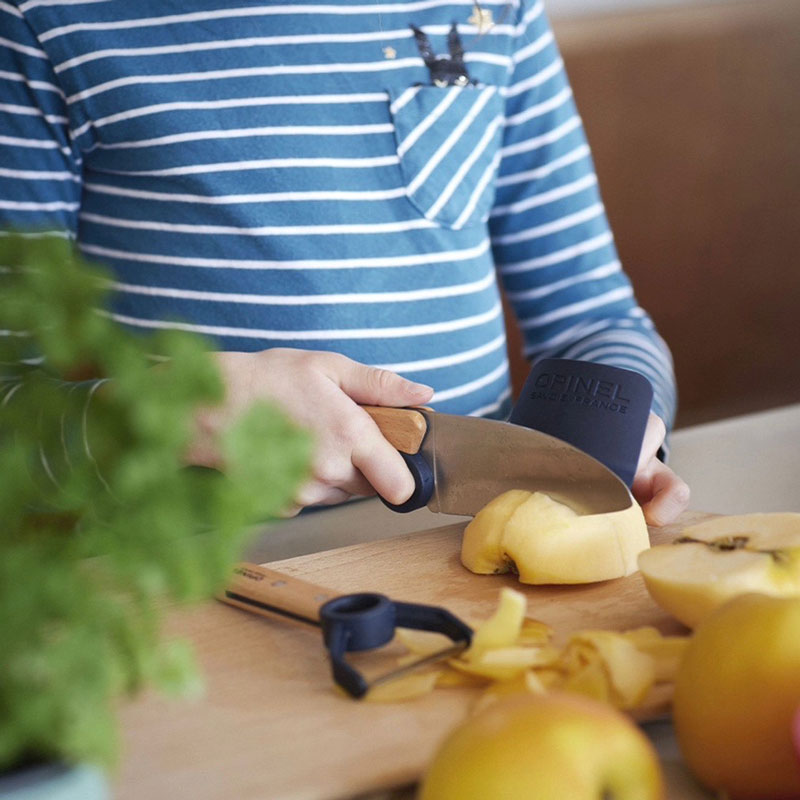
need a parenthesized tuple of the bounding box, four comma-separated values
(218, 563, 335, 625)
(361, 406, 428, 454)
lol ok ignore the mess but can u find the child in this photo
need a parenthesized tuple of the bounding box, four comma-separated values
(0, 0, 687, 522)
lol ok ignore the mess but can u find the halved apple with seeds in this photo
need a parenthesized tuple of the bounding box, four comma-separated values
(638, 513, 800, 628)
(461, 490, 650, 584)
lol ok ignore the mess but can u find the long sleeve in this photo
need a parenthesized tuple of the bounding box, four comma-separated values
(0, 368, 110, 506)
(490, 0, 676, 428)
(1, 4, 102, 492)
(0, 2, 81, 234)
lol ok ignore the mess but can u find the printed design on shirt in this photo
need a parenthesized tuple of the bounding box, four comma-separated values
(410, 23, 474, 87)
(388, 82, 503, 229)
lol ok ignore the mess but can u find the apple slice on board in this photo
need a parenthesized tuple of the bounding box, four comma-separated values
(638, 513, 800, 628)
(461, 490, 649, 584)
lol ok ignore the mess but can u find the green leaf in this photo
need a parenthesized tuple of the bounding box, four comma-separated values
(0, 232, 310, 770)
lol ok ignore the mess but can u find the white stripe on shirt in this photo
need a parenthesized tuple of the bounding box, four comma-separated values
(103, 299, 503, 340)
(79, 211, 437, 236)
(108, 269, 495, 305)
(80, 238, 492, 271)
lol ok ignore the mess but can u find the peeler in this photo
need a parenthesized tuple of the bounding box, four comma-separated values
(219, 562, 472, 699)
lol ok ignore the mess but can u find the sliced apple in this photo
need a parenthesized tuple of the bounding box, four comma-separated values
(460, 489, 532, 574)
(638, 513, 800, 628)
(461, 490, 649, 585)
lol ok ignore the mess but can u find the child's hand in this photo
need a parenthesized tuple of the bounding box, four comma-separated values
(186, 349, 433, 515)
(632, 413, 690, 526)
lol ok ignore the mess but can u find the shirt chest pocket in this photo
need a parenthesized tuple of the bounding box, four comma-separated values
(388, 84, 504, 230)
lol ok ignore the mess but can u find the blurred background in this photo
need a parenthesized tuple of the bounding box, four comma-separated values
(504, 0, 800, 428)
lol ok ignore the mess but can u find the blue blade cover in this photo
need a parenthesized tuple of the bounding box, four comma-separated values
(509, 358, 653, 487)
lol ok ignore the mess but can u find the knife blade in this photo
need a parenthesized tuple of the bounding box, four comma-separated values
(363, 406, 633, 516)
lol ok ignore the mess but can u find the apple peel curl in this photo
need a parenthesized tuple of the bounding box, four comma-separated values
(366, 587, 688, 715)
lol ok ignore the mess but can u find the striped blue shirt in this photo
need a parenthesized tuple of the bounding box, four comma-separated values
(0, 0, 676, 426)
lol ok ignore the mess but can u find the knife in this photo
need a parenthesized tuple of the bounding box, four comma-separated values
(363, 406, 633, 516)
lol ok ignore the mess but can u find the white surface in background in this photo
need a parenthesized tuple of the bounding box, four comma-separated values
(547, 0, 740, 19)
(669, 404, 800, 514)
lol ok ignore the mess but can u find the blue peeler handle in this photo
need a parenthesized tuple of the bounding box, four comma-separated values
(320, 593, 472, 698)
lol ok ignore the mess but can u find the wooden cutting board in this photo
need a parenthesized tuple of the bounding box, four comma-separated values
(115, 511, 710, 800)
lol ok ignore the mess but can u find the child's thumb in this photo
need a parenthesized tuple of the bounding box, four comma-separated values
(341, 362, 434, 408)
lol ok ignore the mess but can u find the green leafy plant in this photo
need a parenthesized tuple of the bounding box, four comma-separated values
(0, 234, 311, 772)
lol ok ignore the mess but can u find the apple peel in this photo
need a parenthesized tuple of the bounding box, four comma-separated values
(622, 628, 689, 682)
(567, 631, 656, 709)
(517, 617, 555, 645)
(471, 670, 547, 715)
(451, 644, 560, 682)
(366, 588, 688, 718)
(559, 658, 612, 705)
(466, 587, 527, 654)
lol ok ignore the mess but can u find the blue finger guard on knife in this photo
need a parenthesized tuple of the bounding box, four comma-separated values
(509, 358, 654, 488)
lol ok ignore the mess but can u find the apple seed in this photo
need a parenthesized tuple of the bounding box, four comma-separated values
(674, 534, 789, 564)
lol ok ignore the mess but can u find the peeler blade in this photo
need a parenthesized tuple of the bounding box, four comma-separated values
(366, 641, 469, 690)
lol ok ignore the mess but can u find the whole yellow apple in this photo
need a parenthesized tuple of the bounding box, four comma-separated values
(673, 593, 800, 799)
(417, 692, 664, 800)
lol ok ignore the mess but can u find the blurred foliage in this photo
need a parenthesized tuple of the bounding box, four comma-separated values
(0, 234, 311, 771)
